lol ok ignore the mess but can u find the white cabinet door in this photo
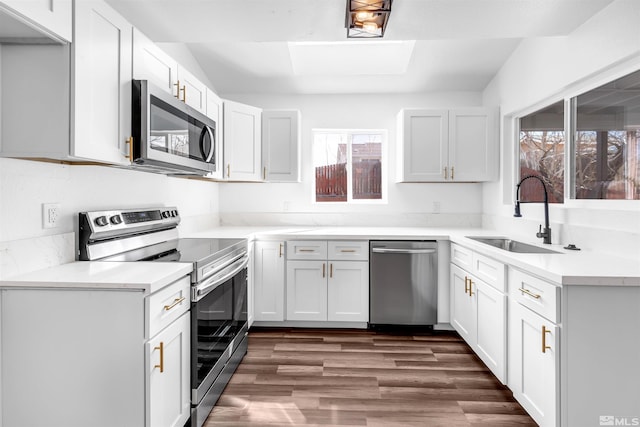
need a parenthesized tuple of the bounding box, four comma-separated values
(510, 302, 558, 427)
(450, 263, 475, 343)
(72, 0, 132, 165)
(147, 312, 191, 427)
(254, 241, 285, 321)
(0, 0, 72, 42)
(449, 108, 497, 182)
(206, 88, 224, 180)
(224, 100, 262, 181)
(262, 110, 301, 182)
(397, 109, 448, 182)
(475, 280, 506, 383)
(132, 28, 178, 96)
(177, 66, 207, 114)
(327, 261, 368, 322)
(286, 260, 327, 321)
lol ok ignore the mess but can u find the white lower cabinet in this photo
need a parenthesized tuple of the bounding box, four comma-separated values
(286, 240, 369, 323)
(286, 260, 328, 321)
(450, 262, 506, 382)
(147, 312, 191, 427)
(253, 240, 285, 321)
(0, 276, 191, 427)
(509, 300, 558, 427)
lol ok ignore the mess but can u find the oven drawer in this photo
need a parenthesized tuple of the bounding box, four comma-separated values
(147, 275, 191, 337)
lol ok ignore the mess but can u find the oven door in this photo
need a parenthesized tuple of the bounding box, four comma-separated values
(133, 79, 216, 175)
(191, 255, 248, 405)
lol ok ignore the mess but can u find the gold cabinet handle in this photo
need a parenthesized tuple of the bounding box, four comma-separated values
(542, 326, 552, 353)
(443, 166, 448, 179)
(163, 296, 185, 311)
(340, 249, 356, 253)
(126, 136, 133, 160)
(299, 249, 315, 252)
(279, 243, 283, 258)
(154, 342, 164, 373)
(468, 279, 474, 296)
(180, 85, 186, 102)
(464, 276, 470, 294)
(451, 166, 455, 180)
(330, 263, 333, 278)
(263, 166, 267, 180)
(174, 80, 181, 98)
(322, 263, 326, 278)
(519, 287, 541, 299)
(227, 164, 230, 178)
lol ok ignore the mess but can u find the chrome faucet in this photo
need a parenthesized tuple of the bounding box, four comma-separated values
(514, 175, 552, 244)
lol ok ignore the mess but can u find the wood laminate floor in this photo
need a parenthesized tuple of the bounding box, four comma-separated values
(204, 328, 537, 427)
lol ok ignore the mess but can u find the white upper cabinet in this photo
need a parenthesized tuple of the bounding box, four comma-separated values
(262, 110, 301, 182)
(177, 66, 207, 114)
(449, 108, 497, 182)
(205, 88, 224, 180)
(132, 28, 178, 96)
(72, 0, 132, 165)
(223, 100, 262, 181)
(0, 0, 72, 43)
(397, 107, 497, 182)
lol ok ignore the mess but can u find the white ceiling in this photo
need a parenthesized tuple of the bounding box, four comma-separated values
(106, 0, 615, 95)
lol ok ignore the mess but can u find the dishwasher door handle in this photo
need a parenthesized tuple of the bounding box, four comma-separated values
(372, 248, 437, 254)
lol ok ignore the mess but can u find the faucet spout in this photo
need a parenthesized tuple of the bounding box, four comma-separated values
(514, 175, 552, 244)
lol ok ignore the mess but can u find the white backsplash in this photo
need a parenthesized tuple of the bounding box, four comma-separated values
(220, 212, 482, 227)
(483, 214, 640, 261)
(0, 232, 75, 280)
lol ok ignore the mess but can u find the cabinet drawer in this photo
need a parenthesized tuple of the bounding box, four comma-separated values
(287, 241, 328, 260)
(451, 244, 473, 270)
(147, 275, 191, 338)
(328, 241, 369, 261)
(472, 252, 505, 292)
(509, 268, 559, 323)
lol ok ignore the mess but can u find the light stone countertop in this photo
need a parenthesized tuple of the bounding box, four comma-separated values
(0, 261, 193, 294)
(183, 226, 640, 287)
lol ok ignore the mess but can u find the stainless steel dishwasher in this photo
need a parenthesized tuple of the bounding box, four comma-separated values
(369, 241, 438, 326)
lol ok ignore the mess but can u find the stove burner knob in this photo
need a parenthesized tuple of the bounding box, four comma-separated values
(110, 215, 122, 225)
(94, 216, 109, 227)
(162, 211, 171, 219)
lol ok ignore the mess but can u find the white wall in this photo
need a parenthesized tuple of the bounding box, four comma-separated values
(217, 92, 487, 226)
(0, 158, 220, 278)
(482, 0, 640, 259)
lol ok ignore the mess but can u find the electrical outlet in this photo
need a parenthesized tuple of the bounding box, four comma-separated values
(43, 203, 60, 229)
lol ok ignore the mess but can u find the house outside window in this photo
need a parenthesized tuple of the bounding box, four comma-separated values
(313, 130, 385, 203)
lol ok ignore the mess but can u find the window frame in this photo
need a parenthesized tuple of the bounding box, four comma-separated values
(312, 128, 388, 205)
(511, 62, 640, 211)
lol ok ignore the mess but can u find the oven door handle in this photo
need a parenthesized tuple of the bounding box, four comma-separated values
(193, 255, 248, 302)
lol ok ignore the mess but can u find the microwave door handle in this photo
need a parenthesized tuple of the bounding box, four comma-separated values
(199, 125, 215, 163)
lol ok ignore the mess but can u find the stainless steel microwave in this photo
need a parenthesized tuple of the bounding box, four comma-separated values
(132, 79, 216, 175)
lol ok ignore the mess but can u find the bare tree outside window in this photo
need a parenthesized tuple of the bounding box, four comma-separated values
(519, 101, 565, 203)
(574, 69, 640, 200)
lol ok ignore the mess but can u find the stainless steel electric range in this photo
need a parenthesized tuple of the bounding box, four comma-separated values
(78, 207, 248, 427)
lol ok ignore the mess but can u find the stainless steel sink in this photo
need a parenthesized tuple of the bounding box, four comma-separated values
(466, 236, 561, 254)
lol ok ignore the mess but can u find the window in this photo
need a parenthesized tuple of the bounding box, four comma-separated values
(518, 101, 565, 203)
(313, 130, 384, 202)
(573, 70, 640, 200)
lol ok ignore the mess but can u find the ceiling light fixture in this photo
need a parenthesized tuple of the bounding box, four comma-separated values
(346, 0, 392, 39)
